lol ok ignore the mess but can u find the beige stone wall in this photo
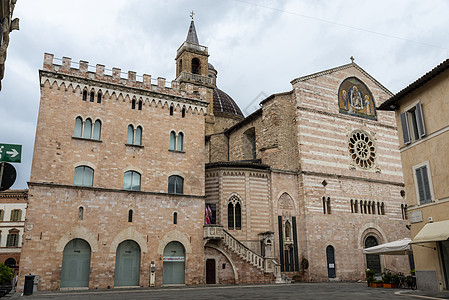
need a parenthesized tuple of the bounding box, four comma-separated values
(228, 112, 263, 161)
(18, 184, 205, 291)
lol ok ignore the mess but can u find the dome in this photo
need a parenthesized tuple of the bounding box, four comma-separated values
(213, 88, 244, 117)
(208, 63, 216, 71)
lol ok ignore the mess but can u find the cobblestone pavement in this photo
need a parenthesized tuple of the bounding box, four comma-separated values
(8, 282, 449, 300)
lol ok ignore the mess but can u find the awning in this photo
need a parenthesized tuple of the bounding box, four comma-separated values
(363, 238, 412, 255)
(410, 220, 449, 244)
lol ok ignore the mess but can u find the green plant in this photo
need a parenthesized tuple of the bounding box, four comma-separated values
(366, 269, 375, 284)
(391, 273, 400, 285)
(382, 271, 393, 284)
(0, 263, 13, 286)
(410, 269, 415, 275)
(301, 258, 309, 270)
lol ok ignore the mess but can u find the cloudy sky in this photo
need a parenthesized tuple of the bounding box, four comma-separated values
(1, 0, 448, 189)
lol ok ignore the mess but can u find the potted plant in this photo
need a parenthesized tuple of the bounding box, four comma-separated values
(366, 269, 375, 287)
(0, 263, 14, 297)
(372, 280, 383, 288)
(382, 271, 397, 288)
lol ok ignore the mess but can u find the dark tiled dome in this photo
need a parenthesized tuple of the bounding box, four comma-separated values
(213, 88, 244, 117)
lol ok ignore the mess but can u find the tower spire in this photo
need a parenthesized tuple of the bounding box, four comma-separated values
(186, 18, 199, 45)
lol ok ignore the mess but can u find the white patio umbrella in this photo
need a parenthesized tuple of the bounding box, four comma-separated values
(363, 238, 412, 255)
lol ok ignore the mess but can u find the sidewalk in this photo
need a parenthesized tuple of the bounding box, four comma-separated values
(396, 289, 449, 299)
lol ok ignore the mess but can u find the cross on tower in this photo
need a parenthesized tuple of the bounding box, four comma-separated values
(350, 56, 355, 63)
(190, 11, 195, 20)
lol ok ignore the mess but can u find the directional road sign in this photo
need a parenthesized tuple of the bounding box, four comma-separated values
(0, 144, 22, 163)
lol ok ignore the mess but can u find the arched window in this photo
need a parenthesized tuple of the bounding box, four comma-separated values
(350, 200, 354, 213)
(173, 212, 178, 224)
(127, 125, 134, 144)
(381, 202, 385, 215)
(367, 201, 371, 214)
(131, 99, 136, 109)
(170, 131, 176, 150)
(82, 90, 87, 101)
(90, 91, 95, 102)
(124, 171, 141, 191)
(227, 196, 241, 230)
(322, 197, 331, 214)
(354, 200, 358, 213)
(74, 166, 94, 187)
(135, 126, 142, 146)
(74, 117, 83, 137)
(168, 175, 184, 194)
(371, 202, 376, 214)
(177, 132, 184, 151)
(93, 120, 101, 140)
(128, 210, 133, 222)
(182, 108, 186, 118)
(83, 118, 92, 139)
(360, 201, 363, 214)
(285, 220, 291, 239)
(191, 58, 201, 74)
(243, 127, 256, 159)
(170, 106, 174, 116)
(78, 207, 84, 220)
(138, 100, 142, 110)
(363, 201, 367, 214)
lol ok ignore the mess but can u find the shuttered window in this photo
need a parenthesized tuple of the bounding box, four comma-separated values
(401, 101, 426, 145)
(10, 209, 21, 221)
(415, 165, 432, 204)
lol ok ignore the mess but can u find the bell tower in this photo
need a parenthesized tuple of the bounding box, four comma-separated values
(175, 14, 215, 134)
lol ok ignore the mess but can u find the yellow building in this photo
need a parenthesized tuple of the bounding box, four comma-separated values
(379, 58, 449, 291)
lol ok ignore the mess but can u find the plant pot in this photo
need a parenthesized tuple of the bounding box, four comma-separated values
(382, 283, 397, 288)
(374, 283, 383, 288)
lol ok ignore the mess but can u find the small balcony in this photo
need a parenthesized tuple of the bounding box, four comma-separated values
(204, 225, 224, 240)
(177, 41, 208, 57)
(176, 72, 213, 86)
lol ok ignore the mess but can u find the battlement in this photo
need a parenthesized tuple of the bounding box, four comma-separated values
(42, 53, 207, 102)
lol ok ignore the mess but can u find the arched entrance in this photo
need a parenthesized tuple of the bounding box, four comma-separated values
(114, 240, 141, 286)
(60, 239, 91, 288)
(365, 236, 381, 275)
(163, 241, 185, 285)
(326, 245, 336, 278)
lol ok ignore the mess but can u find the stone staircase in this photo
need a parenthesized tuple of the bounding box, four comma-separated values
(204, 225, 281, 280)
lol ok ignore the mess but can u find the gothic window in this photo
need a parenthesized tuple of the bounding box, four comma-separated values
(182, 108, 186, 118)
(191, 58, 201, 74)
(131, 99, 136, 109)
(78, 207, 84, 220)
(381, 202, 385, 215)
(128, 209, 133, 222)
(82, 90, 87, 101)
(123, 171, 141, 191)
(74, 166, 94, 187)
(97, 92, 102, 103)
(348, 130, 376, 170)
(365, 236, 381, 275)
(173, 212, 178, 224)
(126, 125, 142, 146)
(127, 125, 134, 144)
(367, 201, 371, 214)
(227, 196, 242, 230)
(285, 221, 291, 240)
(74, 117, 83, 137)
(170, 106, 174, 116)
(83, 118, 92, 139)
(90, 91, 95, 102)
(170, 131, 176, 150)
(138, 100, 143, 111)
(177, 132, 184, 151)
(93, 120, 101, 140)
(360, 201, 363, 214)
(371, 202, 376, 215)
(377, 202, 381, 215)
(168, 175, 184, 195)
(135, 126, 142, 145)
(354, 200, 358, 213)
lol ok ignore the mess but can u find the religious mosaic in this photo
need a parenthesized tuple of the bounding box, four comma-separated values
(338, 77, 376, 120)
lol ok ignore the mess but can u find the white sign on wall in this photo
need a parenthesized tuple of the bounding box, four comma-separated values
(409, 210, 423, 224)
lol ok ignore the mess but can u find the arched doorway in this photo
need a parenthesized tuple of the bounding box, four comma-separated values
(163, 241, 185, 285)
(365, 236, 381, 275)
(114, 240, 141, 286)
(60, 239, 91, 288)
(326, 245, 336, 278)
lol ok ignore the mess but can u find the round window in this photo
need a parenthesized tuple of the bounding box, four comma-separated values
(348, 130, 376, 169)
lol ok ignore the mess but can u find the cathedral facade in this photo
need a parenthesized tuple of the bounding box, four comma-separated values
(18, 20, 410, 290)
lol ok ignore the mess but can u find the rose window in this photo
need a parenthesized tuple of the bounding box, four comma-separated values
(348, 131, 376, 169)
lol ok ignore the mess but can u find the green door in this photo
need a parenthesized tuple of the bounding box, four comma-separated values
(60, 239, 91, 288)
(114, 240, 141, 286)
(163, 241, 185, 284)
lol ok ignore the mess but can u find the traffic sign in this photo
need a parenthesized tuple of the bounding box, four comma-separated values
(0, 162, 16, 191)
(0, 143, 22, 163)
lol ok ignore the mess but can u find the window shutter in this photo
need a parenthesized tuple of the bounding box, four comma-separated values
(421, 166, 432, 203)
(416, 101, 426, 138)
(0, 210, 3, 221)
(10, 211, 13, 222)
(18, 210, 22, 221)
(400, 112, 411, 145)
(416, 167, 429, 204)
(6, 235, 11, 247)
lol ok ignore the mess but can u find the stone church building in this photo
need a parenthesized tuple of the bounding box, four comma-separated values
(18, 20, 410, 290)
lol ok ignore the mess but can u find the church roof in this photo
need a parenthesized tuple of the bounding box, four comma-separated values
(213, 88, 244, 117)
(186, 20, 199, 44)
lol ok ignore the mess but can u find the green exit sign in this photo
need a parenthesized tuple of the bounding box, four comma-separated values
(0, 144, 22, 163)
